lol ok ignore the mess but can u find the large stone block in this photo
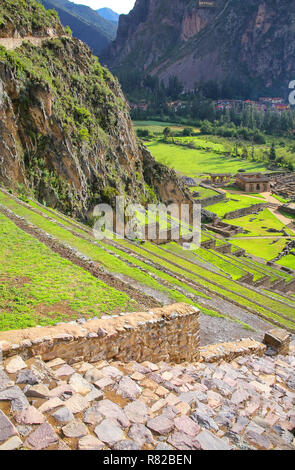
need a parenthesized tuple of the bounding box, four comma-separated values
(263, 329, 291, 356)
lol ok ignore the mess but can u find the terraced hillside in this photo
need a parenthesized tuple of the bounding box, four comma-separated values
(1, 188, 295, 344)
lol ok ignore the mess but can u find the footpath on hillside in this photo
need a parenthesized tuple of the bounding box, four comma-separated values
(0, 35, 60, 50)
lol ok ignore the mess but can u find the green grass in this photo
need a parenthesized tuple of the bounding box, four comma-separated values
(206, 193, 264, 218)
(0, 191, 211, 309)
(2, 190, 295, 330)
(206, 249, 267, 282)
(230, 238, 289, 261)
(271, 194, 290, 204)
(262, 289, 295, 305)
(276, 254, 295, 270)
(229, 209, 294, 237)
(238, 256, 293, 281)
(189, 186, 219, 199)
(0, 212, 136, 331)
(225, 254, 284, 283)
(133, 121, 191, 134)
(180, 246, 247, 281)
(145, 139, 268, 178)
(116, 240, 295, 326)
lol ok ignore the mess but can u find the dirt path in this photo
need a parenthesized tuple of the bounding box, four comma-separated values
(0, 35, 60, 50)
(260, 191, 281, 205)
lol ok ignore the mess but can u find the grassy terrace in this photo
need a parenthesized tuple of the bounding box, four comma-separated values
(229, 238, 290, 262)
(276, 254, 295, 270)
(145, 139, 268, 178)
(238, 256, 293, 282)
(205, 250, 266, 282)
(189, 186, 218, 199)
(225, 254, 290, 283)
(115, 240, 295, 328)
(1, 191, 295, 329)
(0, 212, 136, 331)
(164, 243, 247, 281)
(263, 289, 295, 306)
(229, 209, 294, 237)
(0, 191, 216, 316)
(28, 200, 89, 237)
(206, 193, 264, 218)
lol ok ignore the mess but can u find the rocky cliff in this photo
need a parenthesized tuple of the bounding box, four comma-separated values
(105, 0, 295, 95)
(0, 0, 191, 219)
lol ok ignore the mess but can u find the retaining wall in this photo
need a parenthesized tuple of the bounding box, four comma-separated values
(224, 203, 268, 220)
(0, 304, 200, 365)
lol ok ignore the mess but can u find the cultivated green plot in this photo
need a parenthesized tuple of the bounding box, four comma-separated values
(189, 186, 219, 199)
(122, 240, 295, 326)
(206, 193, 264, 218)
(145, 140, 268, 177)
(0, 212, 136, 331)
(0, 191, 211, 310)
(163, 243, 247, 281)
(230, 238, 289, 261)
(1, 190, 295, 330)
(229, 209, 294, 237)
(276, 254, 295, 270)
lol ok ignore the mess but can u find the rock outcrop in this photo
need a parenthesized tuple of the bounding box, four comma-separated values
(105, 0, 295, 95)
(0, 0, 191, 219)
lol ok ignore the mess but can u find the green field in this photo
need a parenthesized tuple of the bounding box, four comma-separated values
(0, 212, 137, 331)
(206, 193, 264, 218)
(229, 238, 289, 261)
(276, 253, 295, 270)
(145, 140, 268, 177)
(134, 120, 295, 170)
(189, 186, 219, 199)
(229, 209, 294, 237)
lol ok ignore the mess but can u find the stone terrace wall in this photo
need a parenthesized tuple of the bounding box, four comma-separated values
(224, 203, 268, 220)
(194, 185, 226, 208)
(0, 304, 200, 365)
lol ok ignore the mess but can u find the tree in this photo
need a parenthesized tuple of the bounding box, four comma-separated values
(269, 143, 277, 161)
(182, 127, 193, 137)
(163, 127, 171, 141)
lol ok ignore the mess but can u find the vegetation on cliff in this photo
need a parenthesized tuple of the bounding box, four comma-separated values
(0, 0, 191, 219)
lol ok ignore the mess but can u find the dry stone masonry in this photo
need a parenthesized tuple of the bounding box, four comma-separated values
(0, 341, 294, 450)
(0, 304, 294, 451)
(0, 304, 200, 365)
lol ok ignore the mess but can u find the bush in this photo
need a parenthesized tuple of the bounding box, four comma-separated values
(182, 127, 193, 137)
(136, 128, 150, 138)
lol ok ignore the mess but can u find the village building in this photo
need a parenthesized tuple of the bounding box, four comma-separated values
(235, 173, 271, 193)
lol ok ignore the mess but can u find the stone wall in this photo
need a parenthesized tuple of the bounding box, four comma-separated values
(200, 338, 266, 363)
(224, 203, 268, 220)
(194, 185, 226, 208)
(0, 304, 200, 365)
(280, 203, 295, 217)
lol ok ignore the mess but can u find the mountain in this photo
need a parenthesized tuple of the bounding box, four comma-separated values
(104, 0, 295, 96)
(41, 0, 117, 55)
(97, 7, 119, 24)
(0, 0, 191, 219)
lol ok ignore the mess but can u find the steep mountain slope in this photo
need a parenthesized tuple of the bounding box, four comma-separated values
(97, 7, 119, 24)
(105, 0, 295, 95)
(0, 0, 191, 219)
(41, 0, 117, 55)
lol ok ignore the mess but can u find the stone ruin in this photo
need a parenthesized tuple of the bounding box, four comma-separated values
(0, 304, 294, 451)
(272, 174, 295, 201)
